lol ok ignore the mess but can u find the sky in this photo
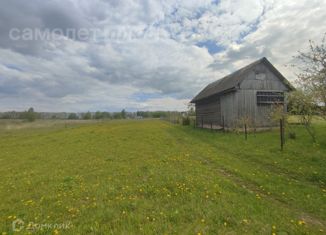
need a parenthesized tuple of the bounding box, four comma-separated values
(0, 0, 325, 112)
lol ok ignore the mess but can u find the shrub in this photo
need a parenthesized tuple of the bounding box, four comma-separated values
(182, 117, 190, 126)
(308, 172, 325, 185)
(288, 131, 296, 139)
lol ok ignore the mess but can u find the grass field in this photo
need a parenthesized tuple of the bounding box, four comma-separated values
(0, 119, 325, 234)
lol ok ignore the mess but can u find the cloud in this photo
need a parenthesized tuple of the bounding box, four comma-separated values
(213, 0, 326, 79)
(0, 0, 326, 112)
(0, 0, 90, 55)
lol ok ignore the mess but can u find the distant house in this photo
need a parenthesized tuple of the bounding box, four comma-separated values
(191, 57, 294, 128)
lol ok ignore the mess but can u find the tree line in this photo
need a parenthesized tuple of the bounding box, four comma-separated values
(0, 109, 184, 121)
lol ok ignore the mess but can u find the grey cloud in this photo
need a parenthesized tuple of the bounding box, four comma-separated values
(0, 0, 89, 55)
(39, 3, 85, 32)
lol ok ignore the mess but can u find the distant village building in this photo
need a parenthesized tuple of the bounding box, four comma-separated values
(191, 57, 294, 128)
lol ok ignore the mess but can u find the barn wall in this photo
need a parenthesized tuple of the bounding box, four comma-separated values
(220, 63, 289, 128)
(195, 96, 221, 127)
(220, 90, 280, 128)
(220, 91, 238, 127)
(240, 63, 288, 91)
(234, 90, 277, 127)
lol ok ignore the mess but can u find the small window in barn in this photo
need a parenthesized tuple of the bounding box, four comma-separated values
(257, 91, 284, 104)
(255, 73, 266, 80)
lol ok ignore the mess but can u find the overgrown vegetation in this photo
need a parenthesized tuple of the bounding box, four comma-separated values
(293, 33, 326, 119)
(288, 91, 317, 142)
(21, 107, 37, 122)
(287, 34, 326, 142)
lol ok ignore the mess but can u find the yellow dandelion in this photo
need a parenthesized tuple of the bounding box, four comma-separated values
(272, 225, 276, 230)
(201, 219, 205, 223)
(53, 229, 59, 235)
(298, 220, 305, 225)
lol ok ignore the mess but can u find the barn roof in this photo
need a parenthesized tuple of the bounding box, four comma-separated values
(191, 57, 294, 103)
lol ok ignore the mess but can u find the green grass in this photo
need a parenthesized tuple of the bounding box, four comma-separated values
(0, 119, 325, 234)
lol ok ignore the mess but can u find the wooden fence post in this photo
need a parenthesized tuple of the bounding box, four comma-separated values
(211, 122, 213, 130)
(280, 119, 284, 151)
(222, 116, 225, 132)
(244, 124, 247, 140)
(201, 118, 204, 128)
(282, 117, 285, 145)
(253, 123, 256, 138)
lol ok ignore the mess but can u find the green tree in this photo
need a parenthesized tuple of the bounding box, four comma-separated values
(187, 103, 196, 116)
(102, 112, 112, 119)
(22, 107, 37, 122)
(288, 90, 316, 142)
(294, 33, 326, 118)
(94, 111, 104, 119)
(121, 109, 126, 119)
(113, 112, 122, 119)
(68, 113, 78, 120)
(83, 112, 92, 120)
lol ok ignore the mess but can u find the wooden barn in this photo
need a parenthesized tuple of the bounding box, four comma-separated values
(191, 57, 294, 129)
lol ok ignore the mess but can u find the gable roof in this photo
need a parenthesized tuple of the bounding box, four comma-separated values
(191, 57, 294, 103)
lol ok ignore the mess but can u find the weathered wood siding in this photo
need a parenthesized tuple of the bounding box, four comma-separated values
(220, 63, 289, 128)
(240, 63, 288, 91)
(221, 90, 278, 127)
(195, 96, 221, 126)
(220, 91, 237, 127)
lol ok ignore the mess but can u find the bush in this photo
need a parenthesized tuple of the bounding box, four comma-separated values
(182, 117, 190, 126)
(308, 172, 325, 184)
(288, 131, 296, 139)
